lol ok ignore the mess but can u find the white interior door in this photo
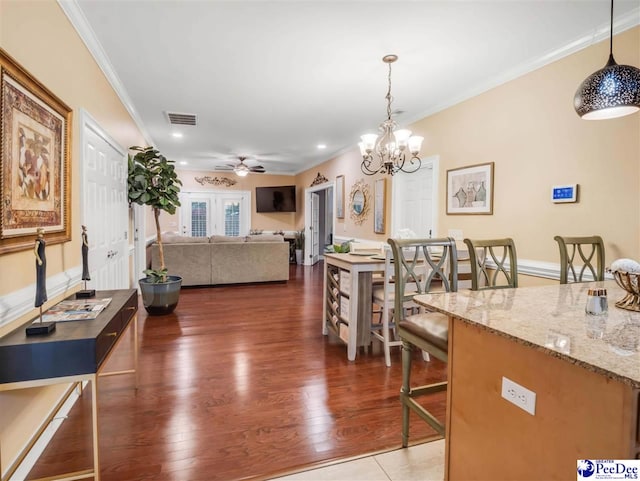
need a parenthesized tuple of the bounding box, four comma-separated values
(391, 156, 439, 239)
(82, 113, 128, 290)
(311, 192, 320, 264)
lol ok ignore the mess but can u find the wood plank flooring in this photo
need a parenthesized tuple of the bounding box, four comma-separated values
(26, 262, 446, 481)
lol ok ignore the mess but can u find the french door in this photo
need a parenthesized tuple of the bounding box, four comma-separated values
(180, 191, 250, 237)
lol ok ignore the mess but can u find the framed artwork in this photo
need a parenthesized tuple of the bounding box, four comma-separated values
(446, 162, 494, 215)
(335, 175, 345, 219)
(374, 178, 386, 234)
(0, 48, 72, 254)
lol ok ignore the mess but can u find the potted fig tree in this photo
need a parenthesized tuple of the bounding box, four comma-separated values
(128, 146, 183, 314)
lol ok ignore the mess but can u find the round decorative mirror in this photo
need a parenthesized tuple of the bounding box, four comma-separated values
(352, 190, 365, 215)
(349, 179, 370, 224)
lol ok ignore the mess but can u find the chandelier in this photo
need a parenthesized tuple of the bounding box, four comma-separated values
(359, 54, 423, 176)
(574, 0, 640, 120)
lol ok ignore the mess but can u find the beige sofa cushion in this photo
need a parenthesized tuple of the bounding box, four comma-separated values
(211, 242, 289, 284)
(245, 234, 284, 242)
(210, 235, 245, 243)
(152, 238, 289, 286)
(163, 233, 209, 243)
(151, 243, 212, 285)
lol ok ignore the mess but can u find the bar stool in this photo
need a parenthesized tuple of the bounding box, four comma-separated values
(463, 238, 518, 290)
(388, 237, 458, 446)
(371, 247, 403, 367)
(554, 235, 605, 284)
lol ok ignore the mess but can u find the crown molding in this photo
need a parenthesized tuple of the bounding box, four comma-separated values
(57, 0, 154, 146)
(405, 6, 640, 127)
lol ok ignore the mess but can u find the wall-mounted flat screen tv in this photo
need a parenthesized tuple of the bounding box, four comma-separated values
(255, 185, 296, 212)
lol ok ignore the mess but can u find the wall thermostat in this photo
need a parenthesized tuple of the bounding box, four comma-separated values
(551, 184, 578, 203)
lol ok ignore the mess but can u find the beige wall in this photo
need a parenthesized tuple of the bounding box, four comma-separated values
(0, 0, 145, 472)
(162, 170, 298, 233)
(295, 150, 392, 242)
(299, 27, 640, 266)
(0, 0, 146, 297)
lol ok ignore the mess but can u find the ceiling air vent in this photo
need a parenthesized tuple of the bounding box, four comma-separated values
(166, 111, 197, 126)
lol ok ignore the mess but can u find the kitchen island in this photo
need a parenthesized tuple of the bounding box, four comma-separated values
(414, 281, 639, 481)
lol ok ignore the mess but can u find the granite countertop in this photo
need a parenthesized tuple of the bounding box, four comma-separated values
(414, 280, 640, 388)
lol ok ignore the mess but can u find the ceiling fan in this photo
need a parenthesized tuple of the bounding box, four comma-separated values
(216, 156, 266, 177)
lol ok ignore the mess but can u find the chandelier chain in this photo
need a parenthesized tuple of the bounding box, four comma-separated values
(386, 61, 393, 121)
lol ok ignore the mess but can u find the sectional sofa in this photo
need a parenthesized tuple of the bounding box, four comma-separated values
(151, 233, 290, 286)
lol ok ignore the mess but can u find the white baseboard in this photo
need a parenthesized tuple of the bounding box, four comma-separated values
(0, 266, 82, 329)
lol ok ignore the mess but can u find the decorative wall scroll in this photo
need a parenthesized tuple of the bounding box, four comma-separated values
(194, 175, 237, 187)
(0, 48, 72, 254)
(374, 178, 386, 234)
(349, 179, 370, 225)
(336, 175, 345, 219)
(310, 172, 328, 187)
(446, 162, 494, 215)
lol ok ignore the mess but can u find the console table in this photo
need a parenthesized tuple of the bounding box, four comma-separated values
(0, 289, 138, 481)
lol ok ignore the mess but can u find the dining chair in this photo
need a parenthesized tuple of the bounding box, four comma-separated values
(463, 238, 518, 290)
(388, 237, 458, 446)
(554, 235, 605, 284)
(371, 247, 403, 367)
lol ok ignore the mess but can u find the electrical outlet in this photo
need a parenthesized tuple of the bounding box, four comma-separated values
(501, 377, 536, 415)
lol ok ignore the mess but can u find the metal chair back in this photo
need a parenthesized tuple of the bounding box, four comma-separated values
(463, 238, 518, 290)
(554, 235, 605, 284)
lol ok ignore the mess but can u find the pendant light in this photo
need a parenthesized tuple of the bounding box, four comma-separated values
(359, 55, 423, 175)
(574, 0, 640, 120)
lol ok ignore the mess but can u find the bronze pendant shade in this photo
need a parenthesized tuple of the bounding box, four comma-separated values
(574, 0, 640, 120)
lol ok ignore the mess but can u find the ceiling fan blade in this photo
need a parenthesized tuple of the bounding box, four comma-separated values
(215, 165, 233, 170)
(250, 166, 266, 173)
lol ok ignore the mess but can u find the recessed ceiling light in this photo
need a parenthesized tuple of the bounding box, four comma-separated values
(317, 144, 326, 149)
(179, 161, 188, 165)
(172, 132, 183, 138)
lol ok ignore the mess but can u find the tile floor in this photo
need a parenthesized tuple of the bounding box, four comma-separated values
(269, 440, 445, 481)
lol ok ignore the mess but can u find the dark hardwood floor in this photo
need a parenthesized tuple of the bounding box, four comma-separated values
(26, 262, 446, 481)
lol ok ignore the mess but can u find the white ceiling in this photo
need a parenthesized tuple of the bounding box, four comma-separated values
(67, 0, 640, 175)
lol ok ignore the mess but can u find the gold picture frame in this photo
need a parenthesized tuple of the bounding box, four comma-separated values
(335, 175, 345, 219)
(446, 162, 494, 215)
(0, 48, 72, 254)
(374, 178, 386, 234)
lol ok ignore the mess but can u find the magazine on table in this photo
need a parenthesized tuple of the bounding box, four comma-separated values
(40, 298, 112, 323)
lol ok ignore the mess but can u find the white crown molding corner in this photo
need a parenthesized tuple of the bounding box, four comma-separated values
(407, 6, 640, 127)
(57, 0, 154, 147)
(0, 266, 82, 329)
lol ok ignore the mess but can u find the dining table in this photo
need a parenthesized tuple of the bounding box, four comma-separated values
(322, 241, 474, 361)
